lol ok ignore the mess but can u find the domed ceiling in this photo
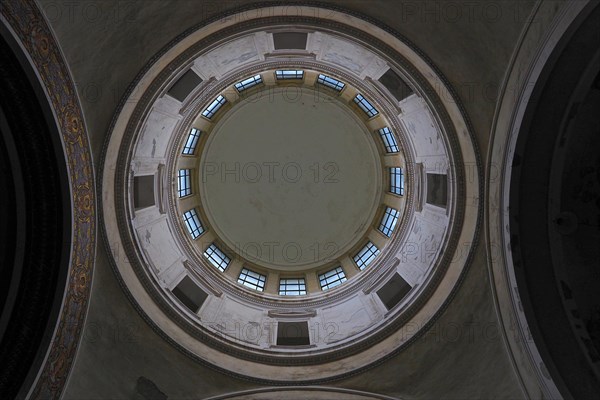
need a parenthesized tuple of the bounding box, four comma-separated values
(101, 5, 480, 383)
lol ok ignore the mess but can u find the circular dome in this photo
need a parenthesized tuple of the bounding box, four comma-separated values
(200, 87, 381, 271)
(101, 5, 480, 383)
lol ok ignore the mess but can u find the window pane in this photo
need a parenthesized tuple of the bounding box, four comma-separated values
(378, 207, 400, 237)
(182, 208, 205, 239)
(279, 278, 307, 295)
(182, 128, 201, 155)
(201, 95, 226, 119)
(316, 74, 345, 91)
(275, 70, 304, 80)
(238, 268, 266, 292)
(318, 267, 347, 290)
(203, 243, 230, 272)
(390, 167, 404, 195)
(235, 74, 262, 92)
(353, 94, 379, 117)
(378, 127, 399, 153)
(177, 169, 192, 197)
(353, 242, 380, 270)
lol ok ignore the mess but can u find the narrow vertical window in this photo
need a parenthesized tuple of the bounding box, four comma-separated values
(316, 74, 345, 91)
(177, 169, 192, 197)
(378, 207, 400, 237)
(275, 70, 304, 80)
(390, 167, 404, 195)
(318, 267, 347, 290)
(202, 95, 226, 119)
(354, 94, 379, 117)
(378, 127, 399, 153)
(203, 243, 230, 272)
(279, 278, 307, 296)
(182, 128, 201, 155)
(238, 268, 267, 292)
(235, 75, 262, 92)
(353, 242, 380, 270)
(182, 208, 204, 239)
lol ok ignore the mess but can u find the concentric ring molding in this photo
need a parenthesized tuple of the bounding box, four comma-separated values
(101, 6, 480, 382)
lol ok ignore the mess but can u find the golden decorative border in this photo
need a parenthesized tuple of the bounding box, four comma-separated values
(1, 0, 96, 398)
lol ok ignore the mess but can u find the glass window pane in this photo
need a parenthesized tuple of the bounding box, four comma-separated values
(235, 74, 262, 92)
(378, 207, 400, 237)
(353, 94, 379, 118)
(318, 267, 347, 290)
(203, 243, 230, 272)
(177, 169, 192, 197)
(238, 268, 267, 291)
(353, 242, 380, 270)
(390, 167, 404, 195)
(279, 278, 307, 295)
(316, 74, 345, 91)
(182, 128, 201, 155)
(275, 70, 304, 80)
(202, 95, 227, 119)
(378, 127, 399, 153)
(182, 208, 205, 239)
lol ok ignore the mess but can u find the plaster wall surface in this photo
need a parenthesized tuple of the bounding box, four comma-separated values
(36, 0, 542, 398)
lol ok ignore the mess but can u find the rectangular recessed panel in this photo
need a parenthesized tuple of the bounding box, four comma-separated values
(182, 128, 201, 155)
(167, 69, 203, 102)
(276, 321, 310, 346)
(353, 242, 380, 270)
(390, 167, 404, 196)
(376, 273, 412, 310)
(378, 207, 400, 237)
(318, 267, 347, 290)
(172, 275, 208, 313)
(279, 278, 307, 296)
(273, 32, 308, 50)
(238, 268, 266, 292)
(378, 68, 413, 102)
(426, 173, 448, 208)
(133, 175, 155, 209)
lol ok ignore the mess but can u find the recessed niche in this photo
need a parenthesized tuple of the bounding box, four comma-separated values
(167, 69, 203, 102)
(379, 68, 413, 102)
(273, 32, 308, 50)
(133, 175, 155, 210)
(276, 321, 310, 346)
(426, 173, 448, 208)
(376, 273, 412, 310)
(171, 276, 208, 313)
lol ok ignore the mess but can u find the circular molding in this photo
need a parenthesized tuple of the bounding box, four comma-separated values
(101, 5, 480, 383)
